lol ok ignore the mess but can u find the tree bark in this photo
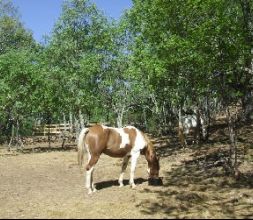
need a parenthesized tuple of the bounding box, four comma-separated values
(226, 106, 239, 176)
(79, 109, 85, 129)
(178, 107, 187, 148)
(8, 123, 14, 151)
(116, 108, 124, 128)
(240, 0, 253, 121)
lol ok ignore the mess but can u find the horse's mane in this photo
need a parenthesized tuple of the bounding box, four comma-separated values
(142, 132, 155, 151)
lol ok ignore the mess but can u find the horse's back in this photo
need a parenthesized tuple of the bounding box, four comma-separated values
(85, 124, 147, 157)
(85, 124, 109, 153)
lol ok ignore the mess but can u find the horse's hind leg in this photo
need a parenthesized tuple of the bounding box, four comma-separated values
(118, 155, 130, 187)
(86, 154, 100, 194)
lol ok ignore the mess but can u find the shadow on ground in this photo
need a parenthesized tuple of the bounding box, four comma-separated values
(95, 178, 147, 190)
(138, 122, 253, 218)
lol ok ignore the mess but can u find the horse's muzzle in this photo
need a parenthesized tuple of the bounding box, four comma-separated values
(148, 177, 163, 186)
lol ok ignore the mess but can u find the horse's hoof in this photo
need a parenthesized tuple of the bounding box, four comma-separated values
(148, 177, 163, 186)
(88, 189, 93, 194)
(130, 184, 136, 189)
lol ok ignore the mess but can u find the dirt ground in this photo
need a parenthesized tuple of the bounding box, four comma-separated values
(0, 122, 253, 219)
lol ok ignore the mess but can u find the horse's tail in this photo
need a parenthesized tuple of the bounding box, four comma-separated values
(77, 127, 89, 167)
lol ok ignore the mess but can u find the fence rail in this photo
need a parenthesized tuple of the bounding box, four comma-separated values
(33, 122, 111, 136)
(33, 124, 73, 136)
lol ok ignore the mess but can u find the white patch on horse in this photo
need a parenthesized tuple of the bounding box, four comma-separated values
(127, 126, 146, 154)
(116, 128, 130, 148)
(102, 125, 130, 148)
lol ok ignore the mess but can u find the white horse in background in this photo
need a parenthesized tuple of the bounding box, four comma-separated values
(179, 109, 208, 147)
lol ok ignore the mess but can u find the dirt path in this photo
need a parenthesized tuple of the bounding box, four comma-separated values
(0, 141, 252, 218)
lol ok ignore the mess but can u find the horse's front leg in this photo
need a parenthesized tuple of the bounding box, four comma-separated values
(118, 155, 131, 187)
(129, 151, 140, 188)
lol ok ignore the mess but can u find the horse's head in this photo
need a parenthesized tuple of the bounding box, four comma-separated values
(146, 152, 160, 178)
(147, 149, 163, 186)
(143, 140, 163, 186)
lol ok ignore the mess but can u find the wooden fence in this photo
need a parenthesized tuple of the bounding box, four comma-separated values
(33, 124, 73, 136)
(33, 122, 111, 137)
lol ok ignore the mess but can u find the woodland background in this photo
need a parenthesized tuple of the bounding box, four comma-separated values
(0, 0, 253, 177)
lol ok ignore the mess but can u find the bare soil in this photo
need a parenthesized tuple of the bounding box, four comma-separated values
(0, 121, 252, 219)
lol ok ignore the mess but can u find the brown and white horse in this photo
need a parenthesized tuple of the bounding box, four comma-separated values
(77, 124, 161, 194)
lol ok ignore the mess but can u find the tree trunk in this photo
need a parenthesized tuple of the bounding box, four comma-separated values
(178, 107, 186, 148)
(226, 106, 239, 177)
(46, 114, 52, 149)
(240, 0, 253, 121)
(8, 120, 24, 150)
(143, 108, 147, 130)
(116, 109, 124, 128)
(8, 123, 14, 151)
(74, 116, 80, 143)
(69, 111, 73, 134)
(242, 90, 253, 121)
(16, 120, 24, 150)
(48, 127, 51, 149)
(79, 109, 85, 129)
(194, 107, 201, 144)
(62, 114, 67, 148)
